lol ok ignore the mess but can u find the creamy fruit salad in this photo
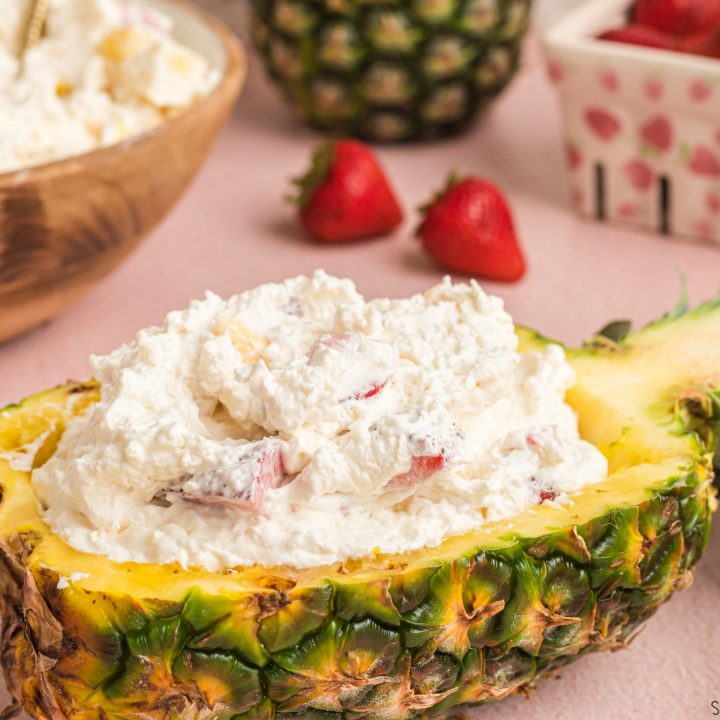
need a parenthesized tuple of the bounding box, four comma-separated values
(0, 0, 218, 173)
(32, 272, 608, 570)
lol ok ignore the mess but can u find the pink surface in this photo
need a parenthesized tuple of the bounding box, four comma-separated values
(1, 37, 719, 720)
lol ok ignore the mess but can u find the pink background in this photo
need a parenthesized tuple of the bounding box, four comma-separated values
(1, 37, 719, 720)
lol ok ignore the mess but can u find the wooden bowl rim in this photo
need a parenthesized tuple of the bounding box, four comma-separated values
(0, 0, 246, 189)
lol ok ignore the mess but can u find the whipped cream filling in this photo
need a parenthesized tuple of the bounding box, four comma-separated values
(32, 272, 608, 570)
(0, 0, 218, 174)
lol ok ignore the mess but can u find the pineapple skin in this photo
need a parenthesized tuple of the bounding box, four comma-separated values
(0, 462, 711, 720)
(1, 300, 719, 720)
(1, 465, 711, 720)
(249, 0, 533, 142)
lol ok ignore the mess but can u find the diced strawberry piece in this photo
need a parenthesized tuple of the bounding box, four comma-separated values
(173, 443, 285, 512)
(387, 454, 446, 490)
(309, 334, 391, 401)
(308, 333, 353, 360)
(240, 444, 285, 509)
(353, 380, 388, 400)
(539, 489, 557, 504)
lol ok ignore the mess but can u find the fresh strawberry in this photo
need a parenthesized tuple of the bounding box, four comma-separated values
(597, 24, 678, 50)
(417, 176, 526, 282)
(290, 140, 403, 243)
(678, 28, 720, 57)
(704, 32, 720, 58)
(632, 0, 720, 36)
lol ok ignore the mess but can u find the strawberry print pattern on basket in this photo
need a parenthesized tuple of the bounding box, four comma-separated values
(545, 29, 720, 245)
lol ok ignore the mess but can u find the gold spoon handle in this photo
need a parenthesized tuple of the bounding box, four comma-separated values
(21, 0, 49, 57)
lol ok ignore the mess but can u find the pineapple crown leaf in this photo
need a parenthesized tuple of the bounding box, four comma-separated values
(588, 284, 720, 353)
(583, 320, 632, 352)
(589, 275, 696, 347)
(660, 272, 690, 324)
(596, 320, 633, 344)
(287, 142, 336, 210)
(640, 274, 720, 335)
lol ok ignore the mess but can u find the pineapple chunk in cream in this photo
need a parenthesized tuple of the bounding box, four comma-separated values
(32, 272, 608, 570)
(0, 0, 218, 174)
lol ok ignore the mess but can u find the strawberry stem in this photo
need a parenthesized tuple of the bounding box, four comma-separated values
(418, 170, 461, 214)
(288, 142, 335, 209)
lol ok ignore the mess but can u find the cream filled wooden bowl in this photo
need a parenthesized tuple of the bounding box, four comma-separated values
(0, 0, 246, 342)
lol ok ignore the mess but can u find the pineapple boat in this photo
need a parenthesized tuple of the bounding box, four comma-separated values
(0, 272, 717, 720)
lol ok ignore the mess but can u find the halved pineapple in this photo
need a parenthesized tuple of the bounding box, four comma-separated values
(0, 300, 718, 719)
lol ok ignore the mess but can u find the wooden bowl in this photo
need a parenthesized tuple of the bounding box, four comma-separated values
(0, 0, 246, 343)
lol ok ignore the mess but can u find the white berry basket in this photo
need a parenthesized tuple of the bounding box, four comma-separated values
(542, 0, 720, 245)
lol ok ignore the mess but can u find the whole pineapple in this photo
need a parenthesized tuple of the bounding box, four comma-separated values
(250, 0, 533, 141)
